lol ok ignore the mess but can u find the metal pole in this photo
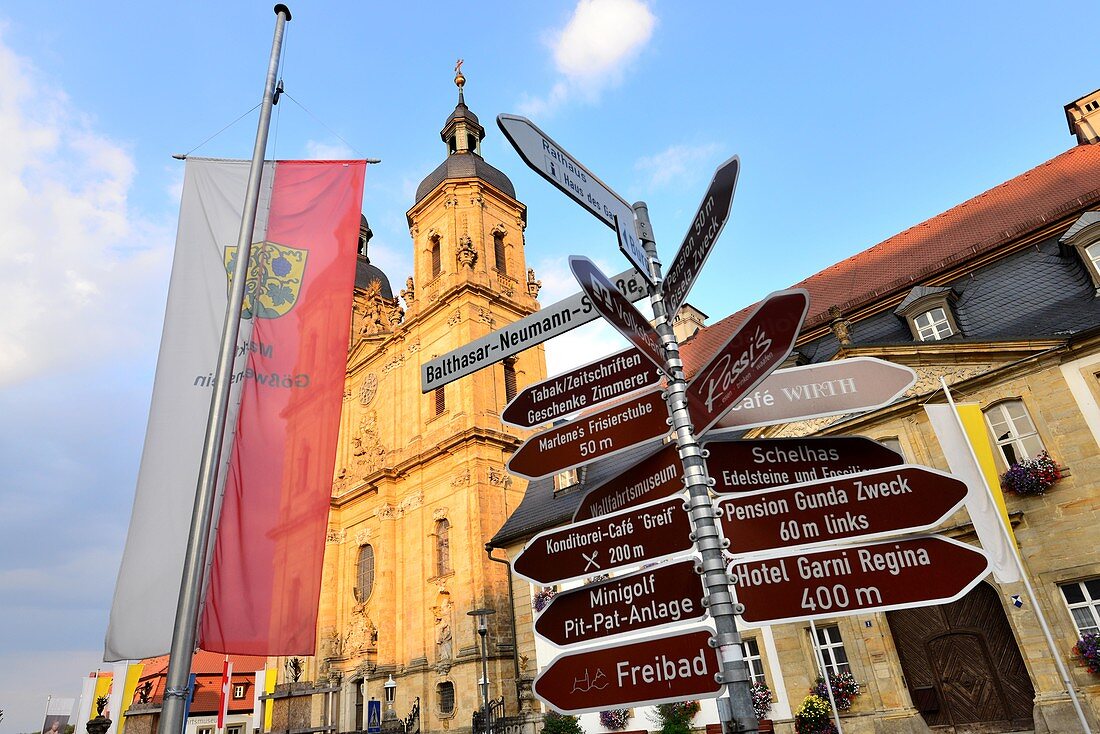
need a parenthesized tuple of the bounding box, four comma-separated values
(632, 202, 757, 734)
(158, 6, 291, 734)
(940, 378, 1093, 733)
(808, 620, 844, 734)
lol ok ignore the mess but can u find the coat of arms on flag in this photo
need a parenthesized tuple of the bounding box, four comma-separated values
(225, 241, 308, 319)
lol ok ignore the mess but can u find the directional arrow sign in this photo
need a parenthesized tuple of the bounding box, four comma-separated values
(717, 465, 968, 555)
(507, 387, 668, 481)
(663, 156, 740, 315)
(729, 535, 990, 625)
(686, 289, 809, 434)
(513, 496, 691, 586)
(503, 347, 660, 428)
(533, 626, 723, 714)
(498, 114, 653, 283)
(711, 356, 918, 432)
(570, 256, 665, 372)
(535, 560, 706, 647)
(422, 267, 649, 392)
(707, 436, 904, 494)
(572, 442, 682, 522)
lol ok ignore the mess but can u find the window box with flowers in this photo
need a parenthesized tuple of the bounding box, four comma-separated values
(794, 694, 837, 734)
(812, 671, 861, 711)
(532, 587, 557, 613)
(1000, 451, 1062, 496)
(750, 682, 774, 731)
(1073, 632, 1100, 675)
(598, 709, 631, 731)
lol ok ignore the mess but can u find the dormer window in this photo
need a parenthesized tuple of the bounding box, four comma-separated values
(894, 286, 961, 342)
(913, 307, 953, 341)
(1061, 212, 1100, 293)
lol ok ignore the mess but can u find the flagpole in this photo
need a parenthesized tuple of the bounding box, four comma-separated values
(939, 377, 1092, 733)
(158, 6, 291, 734)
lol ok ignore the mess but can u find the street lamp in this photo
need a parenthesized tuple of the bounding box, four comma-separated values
(467, 608, 496, 729)
(383, 674, 397, 721)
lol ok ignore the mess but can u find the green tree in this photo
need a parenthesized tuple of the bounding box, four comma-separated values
(542, 711, 584, 734)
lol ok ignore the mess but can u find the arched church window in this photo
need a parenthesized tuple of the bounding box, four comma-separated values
(355, 544, 375, 602)
(503, 358, 518, 403)
(430, 235, 442, 279)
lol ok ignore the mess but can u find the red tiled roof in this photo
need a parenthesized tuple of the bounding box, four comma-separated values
(129, 652, 267, 714)
(681, 143, 1100, 374)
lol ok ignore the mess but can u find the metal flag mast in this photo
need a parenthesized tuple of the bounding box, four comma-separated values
(158, 6, 291, 733)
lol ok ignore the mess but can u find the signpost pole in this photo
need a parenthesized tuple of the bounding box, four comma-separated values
(633, 201, 757, 733)
(808, 620, 845, 734)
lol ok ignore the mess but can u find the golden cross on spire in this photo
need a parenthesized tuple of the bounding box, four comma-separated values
(454, 59, 466, 89)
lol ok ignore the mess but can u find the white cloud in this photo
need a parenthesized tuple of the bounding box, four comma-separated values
(520, 0, 656, 115)
(635, 142, 725, 188)
(305, 138, 355, 160)
(0, 30, 171, 387)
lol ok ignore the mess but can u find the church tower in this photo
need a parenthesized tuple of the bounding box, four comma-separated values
(312, 69, 547, 731)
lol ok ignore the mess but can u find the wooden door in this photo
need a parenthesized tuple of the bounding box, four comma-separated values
(887, 582, 1033, 733)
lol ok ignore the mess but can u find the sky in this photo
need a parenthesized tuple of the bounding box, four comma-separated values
(1, 0, 1099, 728)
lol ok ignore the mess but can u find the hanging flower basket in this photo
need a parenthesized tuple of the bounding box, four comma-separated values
(812, 672, 861, 711)
(1000, 451, 1062, 496)
(599, 709, 631, 730)
(532, 587, 557, 612)
(750, 681, 773, 720)
(794, 694, 837, 734)
(1073, 632, 1100, 675)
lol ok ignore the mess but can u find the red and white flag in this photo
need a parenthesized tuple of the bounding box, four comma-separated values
(218, 658, 233, 729)
(105, 158, 366, 660)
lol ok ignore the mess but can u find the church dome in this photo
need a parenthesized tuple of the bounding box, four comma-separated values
(354, 215, 393, 299)
(413, 67, 515, 205)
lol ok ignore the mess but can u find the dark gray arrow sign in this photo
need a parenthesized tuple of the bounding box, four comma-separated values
(513, 496, 691, 586)
(502, 347, 659, 429)
(570, 255, 665, 372)
(663, 156, 740, 315)
(686, 289, 809, 434)
(534, 560, 706, 647)
(498, 114, 653, 284)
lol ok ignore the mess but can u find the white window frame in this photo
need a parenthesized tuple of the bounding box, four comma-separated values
(742, 637, 766, 685)
(1086, 241, 1100, 272)
(983, 400, 1045, 466)
(913, 307, 953, 341)
(233, 682, 246, 699)
(812, 624, 850, 676)
(875, 436, 904, 460)
(1060, 580, 1100, 636)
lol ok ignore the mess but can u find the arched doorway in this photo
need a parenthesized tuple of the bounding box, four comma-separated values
(886, 581, 1034, 733)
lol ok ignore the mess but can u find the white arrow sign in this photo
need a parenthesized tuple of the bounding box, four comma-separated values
(421, 268, 650, 392)
(498, 114, 654, 284)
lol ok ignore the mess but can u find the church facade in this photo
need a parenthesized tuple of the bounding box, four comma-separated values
(281, 73, 547, 732)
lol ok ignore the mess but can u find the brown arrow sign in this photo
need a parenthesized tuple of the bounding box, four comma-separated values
(572, 442, 682, 522)
(572, 435, 903, 522)
(507, 388, 668, 481)
(513, 496, 691, 586)
(711, 357, 917, 433)
(729, 535, 990, 625)
(570, 255, 666, 373)
(663, 155, 740, 316)
(535, 560, 707, 647)
(707, 437, 904, 494)
(502, 347, 660, 429)
(533, 626, 723, 714)
(717, 465, 967, 555)
(686, 289, 809, 435)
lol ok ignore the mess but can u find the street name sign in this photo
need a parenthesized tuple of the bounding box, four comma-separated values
(421, 267, 649, 392)
(717, 465, 968, 555)
(533, 626, 723, 714)
(707, 436, 904, 494)
(663, 156, 740, 315)
(503, 347, 660, 428)
(686, 289, 809, 434)
(534, 560, 706, 647)
(710, 357, 918, 432)
(570, 256, 666, 372)
(507, 387, 668, 481)
(513, 496, 692, 586)
(498, 114, 654, 283)
(729, 535, 990, 625)
(572, 442, 682, 522)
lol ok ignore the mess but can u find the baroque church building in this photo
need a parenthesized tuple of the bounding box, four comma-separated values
(284, 73, 547, 730)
